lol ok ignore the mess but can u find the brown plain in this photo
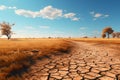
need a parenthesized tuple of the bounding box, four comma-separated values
(0, 38, 72, 80)
(72, 38, 120, 44)
(71, 38, 120, 53)
(0, 38, 119, 80)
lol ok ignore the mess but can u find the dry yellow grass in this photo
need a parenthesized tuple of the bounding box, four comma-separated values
(71, 38, 120, 44)
(71, 38, 120, 51)
(0, 38, 73, 80)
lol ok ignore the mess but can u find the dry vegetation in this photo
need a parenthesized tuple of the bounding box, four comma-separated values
(71, 38, 120, 51)
(0, 38, 73, 80)
(72, 38, 120, 44)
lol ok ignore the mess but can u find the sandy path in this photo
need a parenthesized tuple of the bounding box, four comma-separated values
(23, 41, 120, 80)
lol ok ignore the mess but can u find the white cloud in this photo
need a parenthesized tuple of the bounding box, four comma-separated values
(64, 13, 75, 18)
(15, 5, 79, 21)
(8, 6, 17, 10)
(38, 6, 62, 19)
(40, 26, 50, 29)
(15, 6, 62, 19)
(72, 17, 79, 21)
(90, 11, 109, 20)
(0, 5, 7, 10)
(0, 5, 17, 10)
(104, 14, 109, 17)
(94, 13, 102, 18)
(15, 9, 37, 18)
(64, 13, 79, 21)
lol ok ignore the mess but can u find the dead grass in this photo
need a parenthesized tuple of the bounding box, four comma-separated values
(71, 38, 120, 44)
(71, 38, 120, 51)
(0, 38, 73, 80)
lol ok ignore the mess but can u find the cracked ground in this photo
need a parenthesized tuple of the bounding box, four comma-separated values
(23, 41, 120, 80)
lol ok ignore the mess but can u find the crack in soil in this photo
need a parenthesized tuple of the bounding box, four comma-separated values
(23, 41, 120, 80)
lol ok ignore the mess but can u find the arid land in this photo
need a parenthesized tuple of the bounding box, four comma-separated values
(0, 38, 120, 80)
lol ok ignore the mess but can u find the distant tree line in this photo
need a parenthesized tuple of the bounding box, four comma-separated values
(0, 21, 119, 39)
(112, 32, 120, 38)
(102, 27, 120, 38)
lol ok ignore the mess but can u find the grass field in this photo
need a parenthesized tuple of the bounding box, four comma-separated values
(0, 38, 73, 80)
(71, 38, 120, 44)
(71, 38, 120, 51)
(0, 38, 119, 80)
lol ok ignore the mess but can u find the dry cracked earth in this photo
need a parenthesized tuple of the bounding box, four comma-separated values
(23, 41, 120, 80)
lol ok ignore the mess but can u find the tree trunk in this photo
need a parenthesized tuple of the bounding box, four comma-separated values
(7, 35, 11, 40)
(6, 35, 9, 40)
(107, 33, 109, 38)
(7, 36, 10, 40)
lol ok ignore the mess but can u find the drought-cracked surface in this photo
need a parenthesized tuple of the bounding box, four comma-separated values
(23, 41, 120, 80)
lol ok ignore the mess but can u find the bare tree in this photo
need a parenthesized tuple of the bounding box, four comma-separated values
(102, 27, 114, 38)
(0, 22, 14, 40)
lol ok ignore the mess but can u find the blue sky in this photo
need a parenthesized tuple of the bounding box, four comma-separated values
(0, 0, 120, 38)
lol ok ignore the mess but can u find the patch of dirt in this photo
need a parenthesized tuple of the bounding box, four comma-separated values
(22, 41, 120, 80)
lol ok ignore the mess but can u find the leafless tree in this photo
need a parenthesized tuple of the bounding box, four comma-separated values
(0, 22, 14, 40)
(102, 27, 114, 38)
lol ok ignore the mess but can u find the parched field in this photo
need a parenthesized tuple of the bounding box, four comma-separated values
(0, 38, 120, 80)
(22, 38, 120, 80)
(71, 38, 120, 44)
(71, 38, 120, 52)
(0, 39, 73, 80)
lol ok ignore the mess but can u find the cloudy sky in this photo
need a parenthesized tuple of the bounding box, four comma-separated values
(0, 0, 120, 38)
